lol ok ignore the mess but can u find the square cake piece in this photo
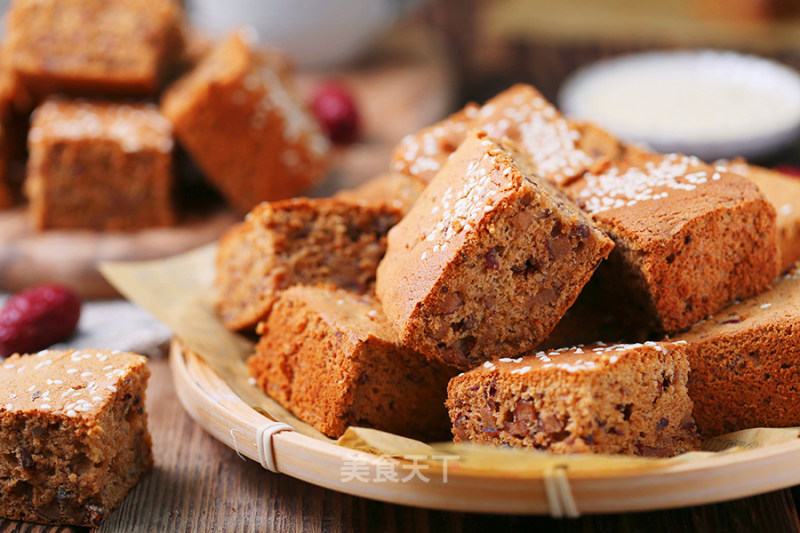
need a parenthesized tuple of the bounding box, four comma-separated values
(391, 84, 621, 186)
(447, 341, 698, 457)
(5, 0, 183, 97)
(248, 286, 456, 440)
(567, 152, 778, 334)
(674, 269, 800, 437)
(722, 160, 800, 272)
(162, 31, 329, 214)
(26, 97, 175, 230)
(217, 196, 401, 331)
(377, 130, 614, 370)
(0, 349, 152, 527)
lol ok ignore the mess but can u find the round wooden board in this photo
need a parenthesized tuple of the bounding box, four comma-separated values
(0, 23, 454, 299)
(0, 207, 241, 299)
(170, 338, 800, 516)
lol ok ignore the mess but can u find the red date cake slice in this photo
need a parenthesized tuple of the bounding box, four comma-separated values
(567, 152, 778, 334)
(6, 0, 183, 97)
(674, 269, 800, 437)
(247, 286, 456, 440)
(719, 160, 800, 272)
(26, 97, 175, 230)
(447, 341, 698, 457)
(217, 197, 401, 331)
(391, 84, 621, 186)
(0, 349, 152, 527)
(162, 31, 329, 214)
(376, 130, 614, 370)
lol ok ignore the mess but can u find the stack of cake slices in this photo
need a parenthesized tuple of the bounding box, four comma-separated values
(0, 0, 329, 230)
(217, 82, 800, 458)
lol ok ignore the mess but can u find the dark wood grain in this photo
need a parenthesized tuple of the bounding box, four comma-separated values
(1, 359, 799, 533)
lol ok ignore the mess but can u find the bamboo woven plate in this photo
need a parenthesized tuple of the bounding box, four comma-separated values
(170, 337, 800, 516)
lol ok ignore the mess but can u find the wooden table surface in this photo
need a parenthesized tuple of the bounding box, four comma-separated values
(0, 357, 797, 533)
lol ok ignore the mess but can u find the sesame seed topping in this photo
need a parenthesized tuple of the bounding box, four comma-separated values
(760, 303, 772, 309)
(577, 154, 719, 214)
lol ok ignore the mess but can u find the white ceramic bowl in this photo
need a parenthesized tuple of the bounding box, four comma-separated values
(559, 50, 800, 160)
(186, 0, 427, 68)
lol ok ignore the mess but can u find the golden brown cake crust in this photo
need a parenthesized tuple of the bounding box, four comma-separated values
(567, 152, 779, 334)
(247, 286, 456, 440)
(391, 84, 620, 187)
(674, 270, 800, 437)
(161, 31, 329, 214)
(334, 172, 425, 217)
(377, 130, 614, 370)
(722, 160, 800, 272)
(6, 0, 183, 97)
(216, 196, 400, 331)
(447, 342, 698, 457)
(25, 97, 175, 230)
(0, 349, 152, 527)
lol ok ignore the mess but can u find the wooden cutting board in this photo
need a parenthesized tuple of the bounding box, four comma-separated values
(0, 22, 454, 299)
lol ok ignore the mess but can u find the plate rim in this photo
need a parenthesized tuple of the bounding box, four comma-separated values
(169, 337, 800, 516)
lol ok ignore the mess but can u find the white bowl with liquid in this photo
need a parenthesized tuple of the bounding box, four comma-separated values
(559, 50, 800, 160)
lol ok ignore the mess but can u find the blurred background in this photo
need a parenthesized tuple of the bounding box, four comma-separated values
(183, 0, 800, 163)
(4, 0, 800, 298)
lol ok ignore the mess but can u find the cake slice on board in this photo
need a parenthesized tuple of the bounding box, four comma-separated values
(377, 130, 614, 370)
